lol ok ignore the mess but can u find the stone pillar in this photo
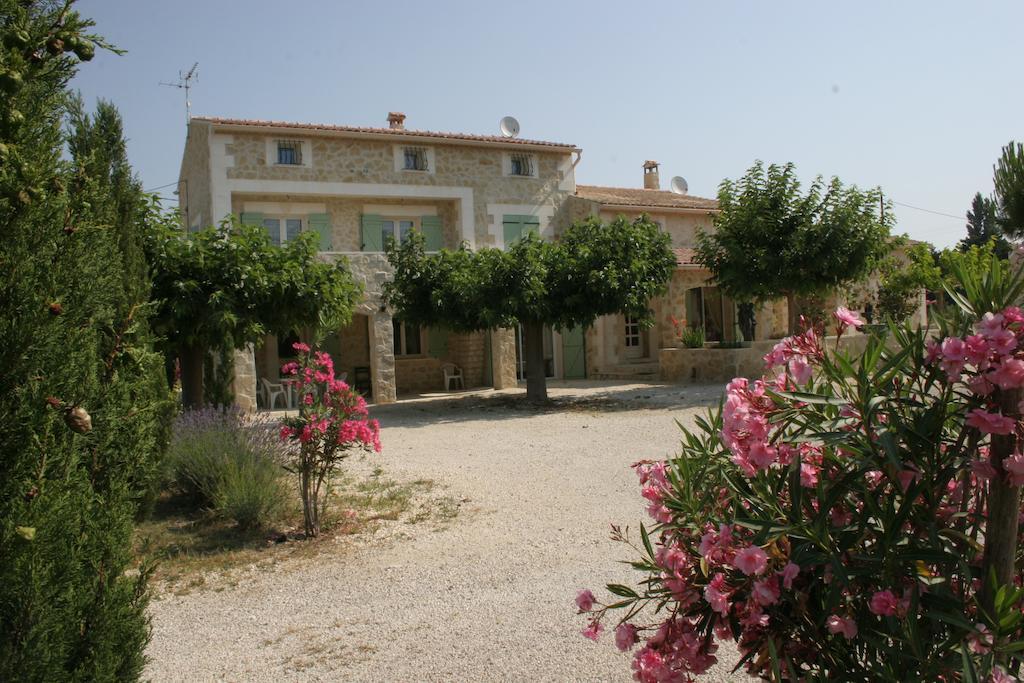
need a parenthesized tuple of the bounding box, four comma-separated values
(490, 327, 518, 390)
(369, 310, 397, 403)
(232, 344, 258, 412)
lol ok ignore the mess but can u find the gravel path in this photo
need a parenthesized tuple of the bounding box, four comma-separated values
(145, 381, 749, 682)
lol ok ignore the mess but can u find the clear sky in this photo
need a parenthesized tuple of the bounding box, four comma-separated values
(71, 0, 1023, 249)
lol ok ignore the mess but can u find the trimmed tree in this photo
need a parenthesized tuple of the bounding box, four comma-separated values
(145, 220, 363, 407)
(1, 3, 172, 679)
(695, 161, 893, 334)
(384, 215, 676, 401)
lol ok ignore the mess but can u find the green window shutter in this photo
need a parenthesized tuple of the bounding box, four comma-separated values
(502, 214, 539, 246)
(420, 215, 443, 251)
(308, 213, 332, 251)
(427, 326, 448, 358)
(360, 214, 383, 252)
(523, 216, 540, 238)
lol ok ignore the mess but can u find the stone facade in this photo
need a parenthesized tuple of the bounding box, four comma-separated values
(178, 122, 212, 230)
(660, 334, 871, 385)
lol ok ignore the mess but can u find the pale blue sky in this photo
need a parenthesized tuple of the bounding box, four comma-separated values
(71, 1, 1023, 248)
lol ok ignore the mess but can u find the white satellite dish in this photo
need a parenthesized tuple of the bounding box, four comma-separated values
(499, 116, 520, 138)
(670, 176, 689, 195)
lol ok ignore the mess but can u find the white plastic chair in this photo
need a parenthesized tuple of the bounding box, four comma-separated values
(441, 363, 464, 391)
(260, 378, 287, 410)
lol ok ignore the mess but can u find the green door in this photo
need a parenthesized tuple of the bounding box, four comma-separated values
(561, 326, 586, 379)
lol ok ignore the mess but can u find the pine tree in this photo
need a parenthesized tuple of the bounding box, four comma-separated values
(0, 3, 171, 679)
(958, 191, 1010, 258)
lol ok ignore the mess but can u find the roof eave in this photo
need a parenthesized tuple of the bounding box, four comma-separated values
(198, 119, 580, 153)
(596, 202, 719, 215)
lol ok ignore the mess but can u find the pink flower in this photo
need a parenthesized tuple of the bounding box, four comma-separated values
(800, 462, 820, 488)
(733, 545, 768, 576)
(966, 409, 1017, 435)
(1003, 452, 1024, 486)
(989, 358, 1024, 390)
(826, 614, 858, 640)
(704, 574, 731, 614)
(869, 590, 899, 617)
(292, 341, 311, 353)
(978, 312, 1006, 338)
(834, 307, 864, 330)
(965, 334, 990, 365)
(788, 355, 813, 384)
(780, 561, 800, 589)
(280, 362, 299, 375)
(941, 337, 967, 363)
(632, 648, 669, 682)
(971, 459, 997, 482)
(969, 623, 993, 654)
(751, 576, 780, 606)
(575, 589, 595, 612)
(989, 666, 1017, 683)
(279, 425, 295, 440)
(581, 620, 602, 641)
(615, 623, 638, 652)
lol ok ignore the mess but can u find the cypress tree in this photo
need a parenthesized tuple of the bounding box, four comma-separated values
(0, 2, 171, 680)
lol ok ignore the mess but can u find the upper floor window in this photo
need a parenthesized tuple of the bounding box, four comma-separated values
(276, 140, 303, 166)
(392, 145, 434, 174)
(503, 152, 537, 178)
(403, 147, 429, 171)
(262, 217, 302, 246)
(509, 153, 534, 177)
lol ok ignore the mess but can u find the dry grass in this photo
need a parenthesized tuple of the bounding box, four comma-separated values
(134, 466, 458, 594)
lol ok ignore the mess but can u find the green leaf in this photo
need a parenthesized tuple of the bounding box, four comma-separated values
(15, 526, 35, 541)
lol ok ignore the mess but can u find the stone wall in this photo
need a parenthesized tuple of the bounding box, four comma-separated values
(222, 131, 574, 247)
(490, 328, 517, 389)
(395, 357, 444, 394)
(660, 334, 872, 385)
(447, 330, 487, 388)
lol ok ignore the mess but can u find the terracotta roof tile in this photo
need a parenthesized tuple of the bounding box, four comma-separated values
(575, 184, 719, 211)
(192, 116, 578, 150)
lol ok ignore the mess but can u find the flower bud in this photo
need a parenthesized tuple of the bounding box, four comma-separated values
(64, 406, 92, 434)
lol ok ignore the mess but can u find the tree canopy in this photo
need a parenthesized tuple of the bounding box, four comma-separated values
(384, 215, 676, 400)
(959, 191, 1010, 258)
(994, 141, 1024, 238)
(145, 220, 363, 406)
(695, 161, 893, 333)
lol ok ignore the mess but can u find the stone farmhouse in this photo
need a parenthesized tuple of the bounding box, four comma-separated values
(177, 113, 790, 409)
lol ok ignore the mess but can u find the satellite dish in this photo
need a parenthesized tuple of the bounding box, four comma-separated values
(670, 176, 689, 195)
(499, 116, 520, 138)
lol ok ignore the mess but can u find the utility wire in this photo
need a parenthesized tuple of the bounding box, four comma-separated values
(891, 200, 964, 222)
(144, 181, 179, 193)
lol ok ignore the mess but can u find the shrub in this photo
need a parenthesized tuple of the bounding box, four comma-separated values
(166, 407, 287, 529)
(580, 259, 1024, 681)
(280, 343, 381, 537)
(671, 316, 706, 348)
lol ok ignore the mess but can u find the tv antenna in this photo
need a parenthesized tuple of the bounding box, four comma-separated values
(160, 62, 199, 125)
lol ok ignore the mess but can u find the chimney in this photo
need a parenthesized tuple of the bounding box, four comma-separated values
(387, 112, 406, 130)
(643, 160, 660, 190)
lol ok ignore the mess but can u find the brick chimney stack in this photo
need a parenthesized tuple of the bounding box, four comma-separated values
(643, 160, 660, 190)
(387, 112, 406, 130)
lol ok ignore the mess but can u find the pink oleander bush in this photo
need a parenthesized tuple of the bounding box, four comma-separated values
(279, 343, 381, 537)
(580, 258, 1024, 682)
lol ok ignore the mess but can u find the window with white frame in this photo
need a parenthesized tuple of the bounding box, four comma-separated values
(624, 315, 642, 348)
(403, 146, 429, 171)
(381, 216, 419, 247)
(392, 145, 434, 174)
(392, 319, 423, 356)
(507, 152, 536, 177)
(262, 217, 303, 246)
(276, 140, 303, 166)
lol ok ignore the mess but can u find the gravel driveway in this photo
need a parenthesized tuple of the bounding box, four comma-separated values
(145, 381, 748, 682)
